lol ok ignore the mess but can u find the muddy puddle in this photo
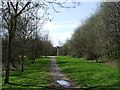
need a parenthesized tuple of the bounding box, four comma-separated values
(56, 80, 71, 88)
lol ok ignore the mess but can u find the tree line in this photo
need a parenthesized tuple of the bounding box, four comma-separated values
(61, 2, 120, 62)
(1, 0, 80, 84)
(1, 0, 56, 84)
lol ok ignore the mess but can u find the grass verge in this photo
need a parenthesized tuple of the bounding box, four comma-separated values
(56, 56, 119, 88)
(2, 57, 52, 89)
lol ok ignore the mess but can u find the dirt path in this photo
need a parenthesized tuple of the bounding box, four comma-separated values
(50, 56, 80, 89)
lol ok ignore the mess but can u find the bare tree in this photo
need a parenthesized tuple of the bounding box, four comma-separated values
(1, 0, 38, 83)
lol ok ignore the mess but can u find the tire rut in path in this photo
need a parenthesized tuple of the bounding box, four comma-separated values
(50, 56, 80, 89)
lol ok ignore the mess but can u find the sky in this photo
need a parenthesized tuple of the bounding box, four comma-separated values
(42, 2, 100, 47)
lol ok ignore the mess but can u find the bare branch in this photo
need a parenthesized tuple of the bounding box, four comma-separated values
(15, 2, 31, 17)
(10, 2, 16, 12)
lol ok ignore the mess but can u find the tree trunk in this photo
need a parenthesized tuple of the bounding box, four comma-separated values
(21, 38, 25, 72)
(34, 39, 37, 63)
(21, 58, 24, 72)
(107, 52, 110, 59)
(4, 15, 17, 83)
(95, 59, 99, 63)
(4, 32, 12, 84)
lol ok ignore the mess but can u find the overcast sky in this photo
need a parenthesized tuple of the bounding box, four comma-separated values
(42, 2, 100, 47)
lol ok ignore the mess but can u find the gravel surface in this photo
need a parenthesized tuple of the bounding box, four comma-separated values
(50, 56, 80, 89)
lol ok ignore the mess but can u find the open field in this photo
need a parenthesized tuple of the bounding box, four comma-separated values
(56, 56, 119, 88)
(2, 56, 119, 90)
(2, 57, 52, 89)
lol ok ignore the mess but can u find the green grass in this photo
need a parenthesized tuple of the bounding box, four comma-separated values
(2, 57, 52, 89)
(56, 56, 119, 88)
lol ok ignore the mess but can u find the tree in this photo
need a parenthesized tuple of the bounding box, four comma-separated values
(100, 2, 120, 59)
(0, 36, 1, 90)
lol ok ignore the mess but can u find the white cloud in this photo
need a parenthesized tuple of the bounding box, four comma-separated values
(50, 31, 73, 47)
(42, 20, 81, 46)
(43, 22, 60, 31)
(43, 21, 81, 31)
